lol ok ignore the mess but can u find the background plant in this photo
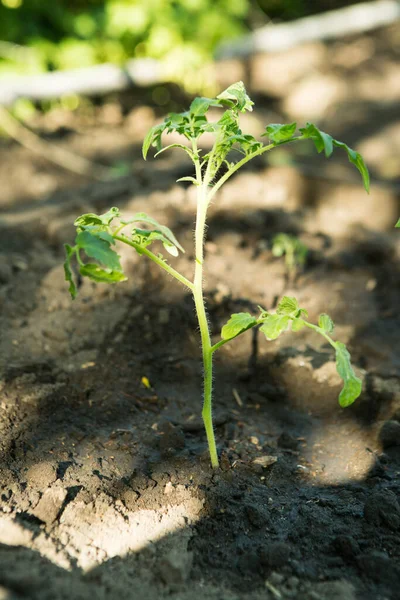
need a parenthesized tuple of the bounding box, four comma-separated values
(64, 81, 369, 468)
(272, 233, 308, 282)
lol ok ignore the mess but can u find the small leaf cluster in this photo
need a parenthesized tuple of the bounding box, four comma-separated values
(64, 207, 126, 299)
(122, 212, 184, 258)
(143, 82, 262, 178)
(221, 296, 362, 408)
(64, 207, 183, 298)
(272, 233, 308, 275)
(142, 82, 369, 193)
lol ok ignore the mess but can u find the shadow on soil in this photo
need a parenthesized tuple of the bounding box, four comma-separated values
(1, 438, 400, 600)
(1, 262, 400, 599)
(1, 92, 400, 597)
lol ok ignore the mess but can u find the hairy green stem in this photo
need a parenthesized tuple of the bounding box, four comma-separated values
(193, 177, 219, 468)
(192, 132, 300, 467)
(303, 320, 337, 349)
(113, 234, 193, 291)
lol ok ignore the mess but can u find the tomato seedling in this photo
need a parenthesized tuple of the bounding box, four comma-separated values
(272, 233, 308, 282)
(64, 82, 369, 468)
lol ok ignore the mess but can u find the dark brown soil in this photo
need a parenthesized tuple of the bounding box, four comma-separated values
(1, 24, 400, 600)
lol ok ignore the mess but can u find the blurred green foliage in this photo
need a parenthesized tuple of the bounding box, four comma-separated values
(0, 0, 367, 91)
(0, 0, 248, 89)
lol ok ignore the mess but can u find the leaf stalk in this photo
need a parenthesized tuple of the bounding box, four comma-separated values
(113, 234, 193, 291)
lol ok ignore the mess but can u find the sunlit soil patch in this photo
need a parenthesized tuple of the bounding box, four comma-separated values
(300, 420, 377, 484)
(0, 482, 203, 571)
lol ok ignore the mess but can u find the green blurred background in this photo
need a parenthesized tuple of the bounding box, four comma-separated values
(0, 0, 366, 89)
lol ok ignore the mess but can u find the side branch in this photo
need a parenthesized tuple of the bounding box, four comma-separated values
(114, 234, 194, 291)
(211, 321, 261, 354)
(208, 137, 304, 201)
(211, 312, 338, 355)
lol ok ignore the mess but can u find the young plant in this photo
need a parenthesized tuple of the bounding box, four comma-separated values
(272, 233, 308, 282)
(64, 82, 369, 469)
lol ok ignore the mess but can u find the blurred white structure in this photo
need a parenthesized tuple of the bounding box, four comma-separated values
(0, 0, 399, 106)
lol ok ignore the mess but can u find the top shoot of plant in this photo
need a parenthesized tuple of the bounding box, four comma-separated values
(64, 82, 370, 469)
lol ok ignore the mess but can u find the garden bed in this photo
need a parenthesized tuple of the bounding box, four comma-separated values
(1, 32, 400, 598)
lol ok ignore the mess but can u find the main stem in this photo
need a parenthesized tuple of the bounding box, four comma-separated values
(192, 140, 303, 466)
(193, 177, 219, 468)
(189, 138, 283, 468)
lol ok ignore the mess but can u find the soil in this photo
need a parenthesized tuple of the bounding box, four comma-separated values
(1, 24, 400, 600)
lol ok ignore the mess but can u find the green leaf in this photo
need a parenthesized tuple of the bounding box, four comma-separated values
(396, 218, 400, 228)
(122, 212, 184, 254)
(142, 125, 157, 160)
(135, 230, 179, 257)
(299, 123, 370, 192)
(221, 312, 257, 341)
(292, 318, 305, 332)
(93, 230, 115, 245)
(272, 242, 284, 257)
(299, 123, 333, 157)
(167, 112, 188, 127)
(227, 133, 263, 155)
(99, 207, 120, 225)
(318, 313, 334, 333)
(163, 244, 179, 257)
(74, 207, 120, 228)
(272, 234, 288, 257)
(79, 264, 127, 283)
(263, 122, 297, 143)
(335, 342, 362, 407)
(276, 296, 300, 317)
(200, 121, 220, 134)
(217, 81, 254, 112)
(142, 123, 165, 160)
(76, 231, 122, 271)
(217, 109, 239, 132)
(260, 314, 290, 340)
(332, 140, 370, 193)
(80, 227, 116, 245)
(136, 230, 179, 256)
(63, 244, 77, 300)
(74, 214, 104, 227)
(272, 234, 308, 266)
(190, 97, 220, 117)
(164, 112, 193, 136)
